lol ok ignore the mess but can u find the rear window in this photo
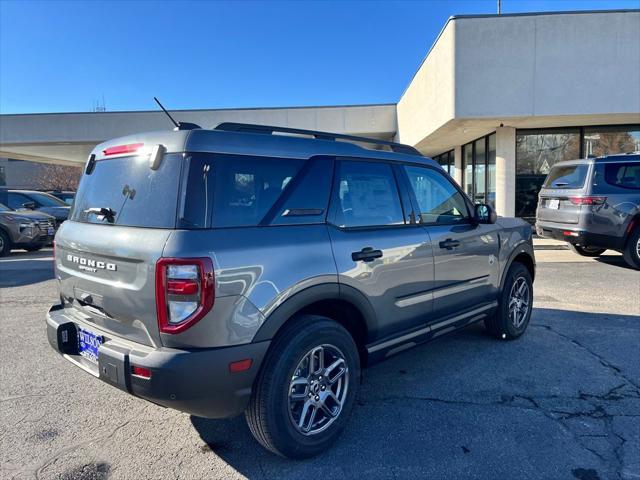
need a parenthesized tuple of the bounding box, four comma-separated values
(71, 154, 183, 228)
(604, 162, 640, 190)
(543, 164, 589, 189)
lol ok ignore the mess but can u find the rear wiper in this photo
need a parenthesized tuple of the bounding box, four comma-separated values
(84, 207, 116, 223)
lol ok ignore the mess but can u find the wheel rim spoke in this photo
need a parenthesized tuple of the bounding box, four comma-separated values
(288, 343, 349, 436)
(509, 276, 530, 329)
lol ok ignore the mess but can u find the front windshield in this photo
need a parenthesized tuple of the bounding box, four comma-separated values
(0, 203, 11, 212)
(28, 192, 67, 207)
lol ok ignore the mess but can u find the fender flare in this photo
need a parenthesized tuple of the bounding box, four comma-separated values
(252, 282, 378, 343)
(499, 241, 535, 291)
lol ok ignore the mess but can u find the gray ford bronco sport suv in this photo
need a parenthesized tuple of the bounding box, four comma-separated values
(47, 123, 535, 458)
(536, 153, 640, 269)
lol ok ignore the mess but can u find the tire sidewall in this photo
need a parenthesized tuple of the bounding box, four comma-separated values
(0, 230, 11, 256)
(262, 319, 360, 458)
(499, 263, 533, 339)
(623, 228, 640, 269)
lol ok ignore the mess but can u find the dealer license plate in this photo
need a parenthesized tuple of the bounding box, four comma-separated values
(77, 327, 102, 364)
(548, 199, 560, 210)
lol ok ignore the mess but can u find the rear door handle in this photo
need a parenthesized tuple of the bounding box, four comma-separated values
(352, 247, 383, 262)
(439, 238, 461, 250)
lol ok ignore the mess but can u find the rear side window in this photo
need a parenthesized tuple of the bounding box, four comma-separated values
(604, 162, 640, 190)
(71, 154, 183, 228)
(403, 165, 469, 224)
(543, 165, 589, 189)
(333, 160, 405, 228)
(181, 153, 305, 228)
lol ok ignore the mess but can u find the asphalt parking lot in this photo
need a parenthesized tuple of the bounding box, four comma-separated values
(1, 247, 639, 480)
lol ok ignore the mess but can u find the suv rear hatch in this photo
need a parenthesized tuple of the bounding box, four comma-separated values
(55, 142, 187, 347)
(537, 163, 591, 225)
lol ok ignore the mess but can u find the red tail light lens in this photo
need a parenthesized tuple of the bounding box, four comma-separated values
(103, 143, 144, 156)
(156, 258, 214, 334)
(131, 365, 152, 379)
(568, 196, 606, 206)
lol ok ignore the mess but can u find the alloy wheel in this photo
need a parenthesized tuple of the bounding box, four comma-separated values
(508, 276, 530, 329)
(288, 344, 349, 436)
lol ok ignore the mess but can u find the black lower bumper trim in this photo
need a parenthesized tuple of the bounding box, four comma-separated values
(46, 304, 270, 419)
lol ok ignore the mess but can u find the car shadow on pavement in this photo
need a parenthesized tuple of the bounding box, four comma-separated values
(189, 309, 639, 479)
(594, 254, 637, 270)
(0, 250, 55, 287)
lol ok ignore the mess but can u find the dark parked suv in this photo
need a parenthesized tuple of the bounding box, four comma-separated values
(47, 124, 535, 458)
(536, 153, 640, 269)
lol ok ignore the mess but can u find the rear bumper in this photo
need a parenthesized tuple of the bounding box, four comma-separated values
(535, 223, 623, 250)
(46, 303, 270, 419)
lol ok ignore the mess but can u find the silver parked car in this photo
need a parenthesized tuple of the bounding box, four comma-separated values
(0, 203, 56, 256)
(536, 153, 640, 269)
(47, 123, 535, 458)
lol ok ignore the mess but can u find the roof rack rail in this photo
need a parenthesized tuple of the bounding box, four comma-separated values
(214, 122, 422, 156)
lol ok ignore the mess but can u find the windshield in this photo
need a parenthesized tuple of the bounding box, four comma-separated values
(0, 203, 11, 212)
(543, 164, 589, 189)
(28, 192, 68, 207)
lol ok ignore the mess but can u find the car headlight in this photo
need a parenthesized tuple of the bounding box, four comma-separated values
(19, 222, 38, 237)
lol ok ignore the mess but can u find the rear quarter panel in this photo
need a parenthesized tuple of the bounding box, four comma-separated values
(160, 225, 338, 348)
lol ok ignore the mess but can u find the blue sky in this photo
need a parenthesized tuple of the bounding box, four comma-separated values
(1, 0, 638, 114)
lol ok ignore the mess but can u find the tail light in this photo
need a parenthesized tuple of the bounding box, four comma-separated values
(568, 196, 606, 206)
(103, 143, 144, 156)
(156, 258, 214, 334)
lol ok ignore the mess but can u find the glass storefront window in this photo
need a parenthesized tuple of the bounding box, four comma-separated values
(434, 150, 455, 177)
(474, 138, 486, 204)
(487, 134, 496, 208)
(461, 133, 496, 207)
(515, 129, 580, 222)
(463, 144, 473, 197)
(584, 125, 640, 157)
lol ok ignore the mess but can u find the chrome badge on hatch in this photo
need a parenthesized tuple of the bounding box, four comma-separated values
(66, 254, 117, 273)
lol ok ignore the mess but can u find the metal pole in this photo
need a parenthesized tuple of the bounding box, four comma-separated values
(498, 0, 502, 14)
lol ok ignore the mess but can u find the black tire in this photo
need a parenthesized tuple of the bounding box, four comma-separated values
(0, 230, 11, 257)
(245, 315, 360, 459)
(568, 243, 606, 257)
(24, 244, 43, 252)
(622, 227, 640, 270)
(484, 262, 533, 340)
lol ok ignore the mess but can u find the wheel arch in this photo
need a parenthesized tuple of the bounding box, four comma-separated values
(252, 283, 377, 365)
(500, 243, 535, 291)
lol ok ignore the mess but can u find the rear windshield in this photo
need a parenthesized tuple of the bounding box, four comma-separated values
(543, 164, 589, 189)
(71, 152, 308, 229)
(71, 154, 183, 228)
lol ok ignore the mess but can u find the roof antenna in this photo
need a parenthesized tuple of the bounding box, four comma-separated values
(153, 97, 201, 130)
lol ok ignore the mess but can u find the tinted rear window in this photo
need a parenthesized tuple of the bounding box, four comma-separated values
(71, 154, 183, 228)
(179, 153, 305, 228)
(543, 164, 589, 189)
(604, 162, 640, 190)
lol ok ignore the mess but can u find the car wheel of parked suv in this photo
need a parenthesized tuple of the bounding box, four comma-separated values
(245, 315, 360, 458)
(568, 244, 606, 257)
(485, 262, 533, 340)
(622, 227, 640, 270)
(0, 230, 11, 257)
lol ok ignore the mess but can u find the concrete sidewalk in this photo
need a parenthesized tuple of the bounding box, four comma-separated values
(533, 237, 568, 250)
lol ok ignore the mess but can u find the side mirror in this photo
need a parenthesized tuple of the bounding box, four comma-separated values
(474, 203, 497, 224)
(21, 201, 37, 210)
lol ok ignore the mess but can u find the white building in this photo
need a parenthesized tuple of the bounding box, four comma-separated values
(1, 9, 639, 220)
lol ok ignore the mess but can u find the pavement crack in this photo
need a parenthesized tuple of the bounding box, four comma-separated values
(533, 324, 640, 390)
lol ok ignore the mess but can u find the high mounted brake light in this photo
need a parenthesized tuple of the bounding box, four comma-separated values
(103, 143, 144, 156)
(156, 258, 215, 334)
